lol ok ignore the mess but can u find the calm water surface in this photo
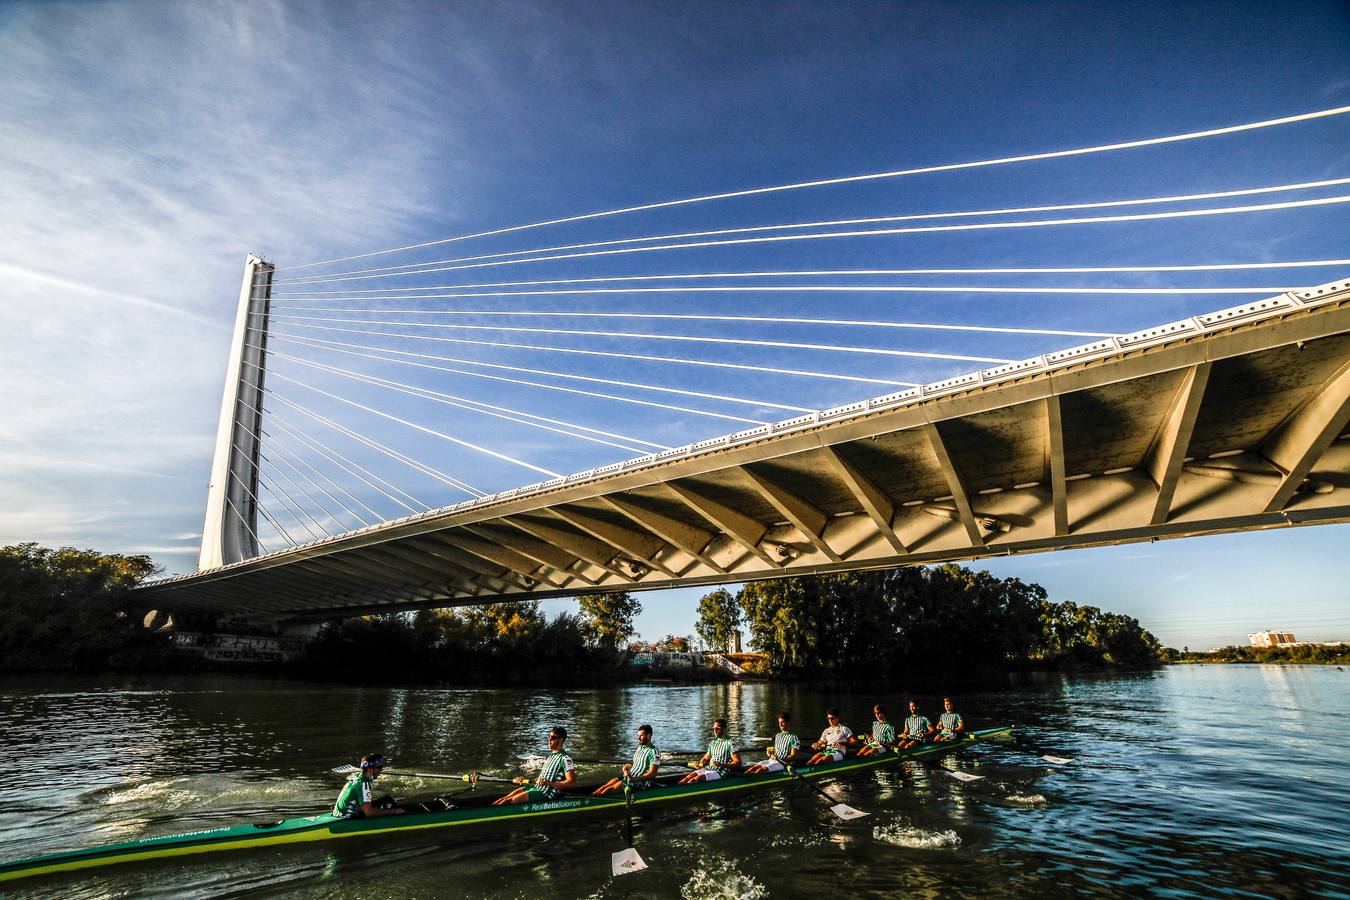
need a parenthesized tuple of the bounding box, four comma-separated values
(1, 665, 1346, 898)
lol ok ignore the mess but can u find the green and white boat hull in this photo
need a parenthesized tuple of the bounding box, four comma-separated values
(0, 726, 1011, 882)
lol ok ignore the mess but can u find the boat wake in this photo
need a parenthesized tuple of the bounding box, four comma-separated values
(680, 854, 768, 899)
(1003, 792, 1048, 807)
(872, 821, 962, 849)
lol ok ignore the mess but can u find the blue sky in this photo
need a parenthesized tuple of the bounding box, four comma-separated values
(1, 0, 1347, 649)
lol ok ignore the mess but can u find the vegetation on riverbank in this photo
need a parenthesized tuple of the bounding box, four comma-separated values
(0, 543, 164, 671)
(697, 564, 1166, 679)
(1170, 644, 1350, 665)
(298, 595, 644, 685)
(2, 542, 1165, 681)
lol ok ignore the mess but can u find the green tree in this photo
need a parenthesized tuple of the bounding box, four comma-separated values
(577, 592, 642, 651)
(695, 587, 742, 652)
(0, 543, 163, 671)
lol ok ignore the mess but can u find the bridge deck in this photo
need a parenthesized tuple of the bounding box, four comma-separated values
(139, 281, 1350, 622)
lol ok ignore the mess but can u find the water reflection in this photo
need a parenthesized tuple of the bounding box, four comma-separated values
(2, 666, 1348, 897)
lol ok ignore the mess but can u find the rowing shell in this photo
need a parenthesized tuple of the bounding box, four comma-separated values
(0, 726, 1011, 883)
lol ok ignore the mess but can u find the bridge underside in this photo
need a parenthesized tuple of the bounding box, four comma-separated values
(140, 286, 1350, 624)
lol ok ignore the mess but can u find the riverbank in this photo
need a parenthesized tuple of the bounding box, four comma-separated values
(1171, 644, 1350, 665)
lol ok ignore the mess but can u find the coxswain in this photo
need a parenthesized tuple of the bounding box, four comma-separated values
(332, 753, 406, 818)
(593, 723, 661, 795)
(493, 726, 577, 805)
(677, 718, 742, 783)
(897, 699, 935, 748)
(856, 704, 897, 756)
(744, 711, 803, 774)
(804, 709, 854, 765)
(933, 697, 966, 742)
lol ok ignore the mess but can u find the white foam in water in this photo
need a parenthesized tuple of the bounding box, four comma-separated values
(872, 823, 962, 849)
(1005, 793, 1048, 806)
(681, 855, 768, 899)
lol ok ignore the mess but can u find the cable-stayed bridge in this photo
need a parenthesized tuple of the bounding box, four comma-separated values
(136, 107, 1350, 624)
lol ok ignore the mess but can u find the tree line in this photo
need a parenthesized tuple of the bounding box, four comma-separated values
(0, 543, 164, 671)
(1172, 643, 1350, 665)
(300, 593, 645, 684)
(696, 564, 1167, 678)
(1, 542, 1166, 681)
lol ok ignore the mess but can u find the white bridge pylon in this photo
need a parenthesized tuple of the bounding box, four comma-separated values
(152, 263, 1350, 622)
(199, 255, 274, 570)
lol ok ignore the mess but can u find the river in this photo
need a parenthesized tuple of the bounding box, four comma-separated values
(1, 665, 1346, 898)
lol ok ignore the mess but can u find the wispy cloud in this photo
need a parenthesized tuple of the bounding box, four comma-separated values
(0, 1, 469, 559)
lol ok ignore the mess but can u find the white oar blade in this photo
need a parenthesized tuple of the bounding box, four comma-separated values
(330, 764, 359, 774)
(1042, 755, 1072, 765)
(946, 770, 984, 782)
(830, 803, 868, 821)
(611, 847, 648, 876)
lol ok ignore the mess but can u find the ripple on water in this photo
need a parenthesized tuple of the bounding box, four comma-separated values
(872, 821, 962, 849)
(681, 854, 768, 899)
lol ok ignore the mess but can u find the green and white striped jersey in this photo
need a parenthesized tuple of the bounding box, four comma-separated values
(903, 715, 932, 739)
(706, 737, 735, 767)
(535, 750, 575, 786)
(939, 711, 963, 736)
(629, 744, 659, 778)
(869, 721, 896, 746)
(773, 731, 800, 760)
(332, 774, 372, 818)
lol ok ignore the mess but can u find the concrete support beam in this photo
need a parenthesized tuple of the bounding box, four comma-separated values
(463, 523, 597, 587)
(664, 482, 778, 567)
(739, 466, 843, 562)
(408, 537, 505, 580)
(1043, 395, 1069, 536)
(1261, 359, 1350, 512)
(599, 495, 726, 574)
(1145, 363, 1212, 525)
(548, 506, 678, 578)
(923, 422, 984, 545)
(299, 558, 444, 605)
(505, 515, 627, 580)
(819, 444, 907, 555)
(440, 532, 559, 588)
(367, 546, 484, 595)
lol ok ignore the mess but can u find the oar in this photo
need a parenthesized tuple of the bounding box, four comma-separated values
(611, 782, 648, 876)
(1003, 727, 1073, 765)
(330, 764, 477, 781)
(659, 745, 757, 757)
(517, 753, 628, 765)
(783, 765, 868, 821)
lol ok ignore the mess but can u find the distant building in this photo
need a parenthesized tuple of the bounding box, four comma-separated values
(1249, 630, 1297, 648)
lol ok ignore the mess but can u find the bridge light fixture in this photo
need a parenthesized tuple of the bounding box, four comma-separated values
(770, 542, 800, 561)
(621, 559, 650, 579)
(977, 516, 1013, 534)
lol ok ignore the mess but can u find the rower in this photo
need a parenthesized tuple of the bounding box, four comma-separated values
(593, 724, 661, 795)
(897, 699, 935, 748)
(493, 726, 577, 805)
(933, 697, 965, 742)
(677, 718, 742, 783)
(804, 709, 854, 765)
(333, 753, 406, 818)
(856, 704, 896, 756)
(744, 711, 803, 774)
